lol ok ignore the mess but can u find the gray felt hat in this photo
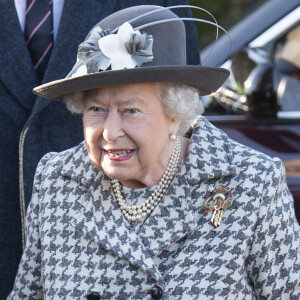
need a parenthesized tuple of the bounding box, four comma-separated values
(33, 5, 230, 100)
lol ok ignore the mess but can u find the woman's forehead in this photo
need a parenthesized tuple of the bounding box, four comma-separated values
(84, 83, 158, 103)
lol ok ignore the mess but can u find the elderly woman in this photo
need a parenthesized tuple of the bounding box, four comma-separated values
(9, 5, 300, 300)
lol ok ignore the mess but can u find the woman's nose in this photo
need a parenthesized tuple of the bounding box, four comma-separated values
(102, 112, 124, 141)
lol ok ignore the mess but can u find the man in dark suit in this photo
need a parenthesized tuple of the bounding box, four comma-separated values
(0, 0, 199, 297)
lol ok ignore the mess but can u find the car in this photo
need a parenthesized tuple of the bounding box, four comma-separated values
(201, 0, 300, 222)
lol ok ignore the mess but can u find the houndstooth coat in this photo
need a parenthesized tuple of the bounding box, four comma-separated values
(8, 117, 300, 299)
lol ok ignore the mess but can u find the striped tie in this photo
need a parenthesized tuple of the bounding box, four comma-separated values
(24, 0, 53, 81)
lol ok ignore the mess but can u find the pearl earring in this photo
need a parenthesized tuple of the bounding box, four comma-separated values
(169, 133, 176, 141)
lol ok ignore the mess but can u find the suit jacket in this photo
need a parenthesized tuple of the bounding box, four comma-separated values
(8, 118, 300, 299)
(0, 0, 199, 298)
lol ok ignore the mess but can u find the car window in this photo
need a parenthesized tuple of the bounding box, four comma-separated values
(274, 24, 300, 112)
(203, 22, 300, 118)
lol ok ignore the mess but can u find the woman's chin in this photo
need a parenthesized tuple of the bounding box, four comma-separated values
(100, 154, 136, 179)
(102, 168, 144, 188)
(102, 166, 132, 181)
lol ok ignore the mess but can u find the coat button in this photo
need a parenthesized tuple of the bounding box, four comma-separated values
(150, 285, 163, 299)
(86, 292, 101, 300)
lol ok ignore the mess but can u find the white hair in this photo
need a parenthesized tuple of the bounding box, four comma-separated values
(155, 83, 204, 135)
(64, 91, 85, 115)
(63, 83, 204, 135)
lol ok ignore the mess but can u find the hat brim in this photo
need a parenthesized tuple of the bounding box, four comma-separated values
(33, 65, 229, 100)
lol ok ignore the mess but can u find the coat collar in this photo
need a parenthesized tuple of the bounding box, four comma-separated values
(61, 118, 236, 282)
(60, 141, 99, 187)
(0, 0, 38, 112)
(185, 117, 236, 184)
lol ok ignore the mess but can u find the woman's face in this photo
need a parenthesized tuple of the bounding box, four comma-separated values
(83, 83, 180, 188)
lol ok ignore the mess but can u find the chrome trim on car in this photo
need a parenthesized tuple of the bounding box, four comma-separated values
(249, 7, 300, 48)
(278, 111, 300, 119)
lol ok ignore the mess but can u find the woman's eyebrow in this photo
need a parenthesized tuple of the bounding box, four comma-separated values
(84, 93, 107, 105)
(116, 97, 145, 107)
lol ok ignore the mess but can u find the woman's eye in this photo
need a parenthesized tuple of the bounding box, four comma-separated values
(90, 107, 103, 112)
(126, 108, 139, 114)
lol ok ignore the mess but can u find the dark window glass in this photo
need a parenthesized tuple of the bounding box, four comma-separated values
(274, 24, 300, 112)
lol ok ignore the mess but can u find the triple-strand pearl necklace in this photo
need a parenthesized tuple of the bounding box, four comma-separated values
(111, 137, 181, 222)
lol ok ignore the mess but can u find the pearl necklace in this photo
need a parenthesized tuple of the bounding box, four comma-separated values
(111, 137, 181, 222)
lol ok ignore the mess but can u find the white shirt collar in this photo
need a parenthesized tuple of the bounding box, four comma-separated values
(14, 0, 65, 41)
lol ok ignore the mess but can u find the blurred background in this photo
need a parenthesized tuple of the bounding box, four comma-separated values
(190, 0, 268, 47)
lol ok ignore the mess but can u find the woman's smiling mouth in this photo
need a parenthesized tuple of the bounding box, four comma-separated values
(103, 149, 135, 161)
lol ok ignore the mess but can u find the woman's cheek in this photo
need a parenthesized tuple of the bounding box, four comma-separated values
(84, 126, 97, 144)
(84, 128, 102, 169)
(83, 117, 103, 165)
(84, 115, 103, 139)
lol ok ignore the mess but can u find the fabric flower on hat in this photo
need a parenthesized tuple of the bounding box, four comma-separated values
(77, 27, 111, 73)
(77, 22, 153, 73)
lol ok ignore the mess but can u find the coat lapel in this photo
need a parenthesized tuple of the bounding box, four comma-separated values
(0, 0, 38, 111)
(185, 117, 236, 184)
(62, 143, 162, 282)
(31, 0, 118, 116)
(70, 175, 162, 282)
(137, 165, 198, 257)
